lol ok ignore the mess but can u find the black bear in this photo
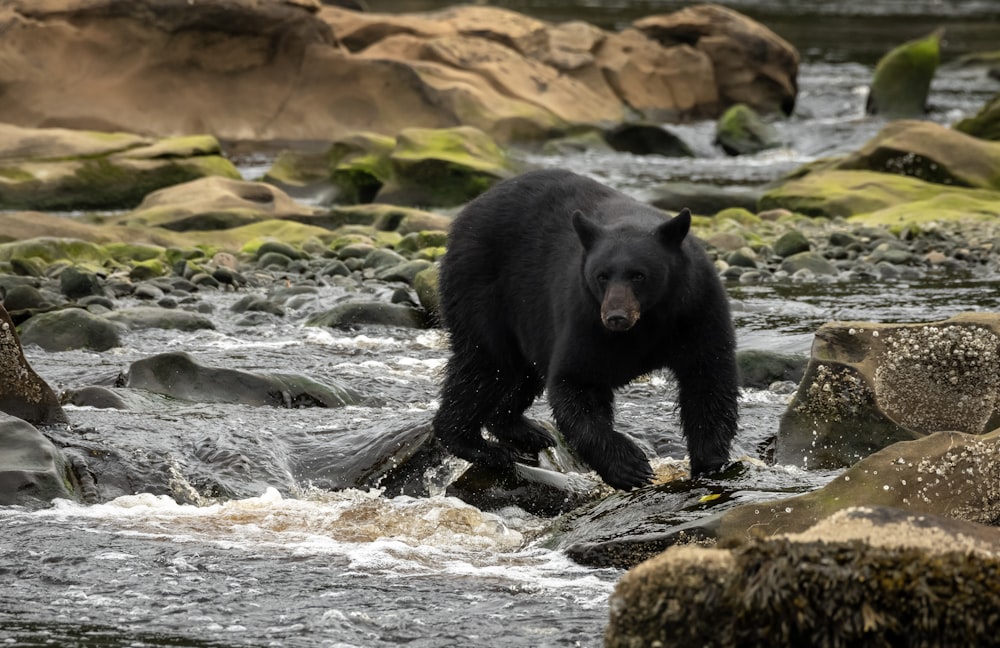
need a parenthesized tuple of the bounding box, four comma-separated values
(432, 169, 739, 490)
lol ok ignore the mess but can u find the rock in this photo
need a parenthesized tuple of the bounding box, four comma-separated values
(715, 103, 781, 155)
(836, 120, 1000, 190)
(602, 123, 694, 157)
(306, 300, 427, 329)
(757, 169, 1000, 219)
(60, 385, 129, 410)
(18, 308, 125, 352)
(119, 177, 317, 231)
(955, 93, 1000, 142)
(772, 229, 810, 257)
(230, 295, 286, 317)
(376, 126, 516, 207)
(606, 505, 1000, 648)
(633, 4, 799, 115)
(58, 266, 105, 299)
(648, 181, 761, 215)
(125, 351, 360, 407)
(777, 313, 1000, 468)
(0, 413, 74, 506)
(103, 306, 215, 332)
(736, 349, 807, 389)
(866, 29, 942, 118)
(0, 1, 798, 143)
(2, 284, 59, 313)
(0, 237, 109, 267)
(0, 304, 67, 425)
(413, 265, 440, 321)
(778, 252, 837, 276)
(328, 132, 397, 204)
(0, 124, 239, 211)
(376, 259, 433, 284)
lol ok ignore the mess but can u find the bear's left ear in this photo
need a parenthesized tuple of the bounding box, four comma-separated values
(572, 210, 602, 251)
(656, 208, 691, 248)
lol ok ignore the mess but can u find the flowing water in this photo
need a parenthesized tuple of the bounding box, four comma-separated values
(3, 2, 1000, 646)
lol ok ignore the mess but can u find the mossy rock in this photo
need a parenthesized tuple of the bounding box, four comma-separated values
(758, 169, 979, 218)
(0, 125, 240, 211)
(329, 132, 397, 204)
(326, 204, 451, 234)
(836, 120, 1000, 190)
(129, 259, 168, 281)
(849, 191, 1000, 226)
(104, 242, 167, 263)
(715, 103, 781, 156)
(378, 126, 516, 207)
(413, 265, 440, 320)
(0, 237, 110, 265)
(866, 29, 942, 118)
(955, 93, 1000, 142)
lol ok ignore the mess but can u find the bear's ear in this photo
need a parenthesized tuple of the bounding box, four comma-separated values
(656, 208, 691, 248)
(572, 210, 602, 251)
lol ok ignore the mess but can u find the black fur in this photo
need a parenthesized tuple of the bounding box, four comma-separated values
(433, 169, 739, 490)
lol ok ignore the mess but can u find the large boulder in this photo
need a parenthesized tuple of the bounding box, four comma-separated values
(777, 313, 1000, 468)
(835, 120, 1000, 190)
(0, 413, 75, 506)
(606, 505, 1000, 647)
(0, 1, 798, 143)
(18, 308, 126, 352)
(0, 124, 240, 210)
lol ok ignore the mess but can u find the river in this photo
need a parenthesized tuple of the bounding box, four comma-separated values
(2, 1, 999, 646)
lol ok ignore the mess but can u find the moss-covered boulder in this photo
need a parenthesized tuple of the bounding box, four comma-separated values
(715, 103, 781, 156)
(836, 120, 1000, 190)
(865, 29, 942, 118)
(955, 92, 1000, 142)
(0, 124, 240, 211)
(777, 313, 1000, 469)
(0, 237, 110, 267)
(377, 126, 517, 207)
(758, 169, 1000, 219)
(330, 132, 398, 204)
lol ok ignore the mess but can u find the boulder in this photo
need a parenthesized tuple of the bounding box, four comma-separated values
(757, 169, 1000, 219)
(955, 93, 1000, 142)
(648, 181, 761, 215)
(0, 124, 239, 211)
(633, 4, 799, 115)
(118, 177, 318, 231)
(606, 506, 1000, 648)
(715, 103, 781, 156)
(18, 307, 126, 352)
(777, 313, 1000, 468)
(0, 413, 75, 506)
(125, 351, 360, 407)
(0, 304, 67, 425)
(835, 120, 1000, 190)
(602, 123, 694, 157)
(866, 30, 942, 118)
(0, 1, 798, 143)
(103, 306, 215, 332)
(305, 300, 428, 329)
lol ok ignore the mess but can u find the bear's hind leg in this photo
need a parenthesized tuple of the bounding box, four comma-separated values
(433, 350, 518, 467)
(485, 370, 555, 453)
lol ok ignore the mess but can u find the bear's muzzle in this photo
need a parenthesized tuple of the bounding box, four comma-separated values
(601, 283, 640, 332)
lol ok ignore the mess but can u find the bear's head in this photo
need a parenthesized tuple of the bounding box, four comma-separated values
(572, 207, 691, 332)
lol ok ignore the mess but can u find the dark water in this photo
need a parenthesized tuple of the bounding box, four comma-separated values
(3, 2, 1000, 646)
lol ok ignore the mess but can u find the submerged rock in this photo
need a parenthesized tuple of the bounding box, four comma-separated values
(306, 300, 427, 329)
(104, 306, 216, 332)
(0, 413, 75, 507)
(777, 313, 1000, 468)
(606, 506, 1000, 648)
(125, 351, 362, 408)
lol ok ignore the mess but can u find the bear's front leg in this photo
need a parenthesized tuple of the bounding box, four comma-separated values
(547, 379, 653, 490)
(672, 350, 740, 476)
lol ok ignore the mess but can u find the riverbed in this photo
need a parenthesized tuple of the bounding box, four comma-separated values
(2, 1, 999, 646)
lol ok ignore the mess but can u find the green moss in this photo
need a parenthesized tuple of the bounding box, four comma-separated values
(0, 237, 109, 264)
(848, 191, 1000, 225)
(0, 166, 35, 182)
(955, 94, 1000, 142)
(104, 242, 167, 263)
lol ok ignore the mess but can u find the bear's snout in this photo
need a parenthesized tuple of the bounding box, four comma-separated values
(601, 283, 640, 332)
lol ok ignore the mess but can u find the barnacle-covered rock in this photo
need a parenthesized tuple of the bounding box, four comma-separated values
(777, 312, 1000, 468)
(606, 506, 1000, 648)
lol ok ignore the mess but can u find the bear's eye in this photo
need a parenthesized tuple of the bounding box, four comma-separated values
(596, 273, 609, 284)
(630, 272, 646, 283)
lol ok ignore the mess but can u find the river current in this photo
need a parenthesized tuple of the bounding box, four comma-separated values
(2, 1, 1000, 646)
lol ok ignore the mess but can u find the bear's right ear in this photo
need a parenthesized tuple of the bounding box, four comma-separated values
(656, 208, 691, 248)
(572, 210, 601, 251)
